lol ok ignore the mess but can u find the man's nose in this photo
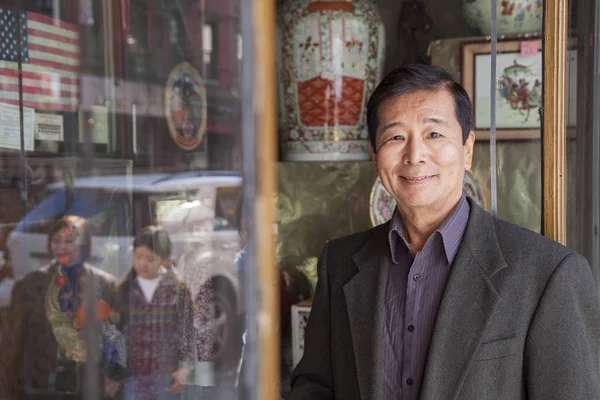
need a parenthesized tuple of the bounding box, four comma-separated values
(403, 136, 427, 165)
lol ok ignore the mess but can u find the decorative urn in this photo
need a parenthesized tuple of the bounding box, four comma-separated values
(277, 0, 386, 161)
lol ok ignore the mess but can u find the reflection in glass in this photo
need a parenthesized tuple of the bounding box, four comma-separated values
(0, 0, 247, 398)
(2, 216, 122, 398)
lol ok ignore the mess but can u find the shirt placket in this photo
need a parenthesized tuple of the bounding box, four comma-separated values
(403, 252, 424, 398)
(384, 257, 406, 398)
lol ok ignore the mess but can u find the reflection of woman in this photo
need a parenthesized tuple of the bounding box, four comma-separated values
(0, 216, 122, 399)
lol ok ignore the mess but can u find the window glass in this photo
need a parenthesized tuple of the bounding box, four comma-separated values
(0, 0, 251, 398)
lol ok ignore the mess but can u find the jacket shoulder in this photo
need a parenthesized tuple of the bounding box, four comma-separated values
(14, 264, 54, 286)
(465, 202, 584, 284)
(489, 217, 587, 285)
(492, 216, 572, 261)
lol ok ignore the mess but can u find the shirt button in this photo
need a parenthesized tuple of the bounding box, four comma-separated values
(407, 325, 414, 332)
(413, 274, 420, 281)
(406, 378, 414, 386)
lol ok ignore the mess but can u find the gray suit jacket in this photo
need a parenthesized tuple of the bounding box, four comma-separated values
(289, 199, 600, 400)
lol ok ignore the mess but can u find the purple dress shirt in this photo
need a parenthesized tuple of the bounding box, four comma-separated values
(383, 193, 470, 400)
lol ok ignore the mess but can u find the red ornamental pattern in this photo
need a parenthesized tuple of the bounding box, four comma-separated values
(297, 76, 365, 127)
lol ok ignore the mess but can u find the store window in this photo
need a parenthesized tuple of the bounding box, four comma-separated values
(0, 0, 265, 398)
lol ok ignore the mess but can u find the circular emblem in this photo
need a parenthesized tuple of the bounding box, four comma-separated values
(165, 62, 207, 150)
(369, 171, 487, 226)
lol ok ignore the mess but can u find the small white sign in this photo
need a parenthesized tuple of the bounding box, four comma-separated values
(0, 102, 34, 151)
(35, 113, 64, 141)
(80, 105, 109, 144)
(91, 105, 109, 144)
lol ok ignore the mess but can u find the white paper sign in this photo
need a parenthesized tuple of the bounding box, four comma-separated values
(79, 105, 109, 144)
(0, 103, 34, 151)
(91, 105, 109, 144)
(35, 113, 64, 141)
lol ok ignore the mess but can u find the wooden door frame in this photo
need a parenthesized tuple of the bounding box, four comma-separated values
(543, 0, 569, 244)
(242, 0, 279, 398)
(256, 0, 280, 394)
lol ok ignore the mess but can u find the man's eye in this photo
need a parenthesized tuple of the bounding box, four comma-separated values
(429, 132, 441, 138)
(392, 135, 404, 141)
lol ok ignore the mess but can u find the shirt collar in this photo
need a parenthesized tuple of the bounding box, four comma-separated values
(388, 192, 470, 264)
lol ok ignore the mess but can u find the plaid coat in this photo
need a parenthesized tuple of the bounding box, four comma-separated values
(114, 268, 197, 379)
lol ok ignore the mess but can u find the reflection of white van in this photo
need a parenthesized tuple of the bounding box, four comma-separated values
(7, 171, 244, 370)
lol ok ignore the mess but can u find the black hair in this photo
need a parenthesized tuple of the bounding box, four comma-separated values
(133, 225, 172, 259)
(366, 64, 474, 152)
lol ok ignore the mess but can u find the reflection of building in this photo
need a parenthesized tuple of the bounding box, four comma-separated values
(0, 0, 242, 252)
(1, 0, 241, 172)
(111, 0, 242, 170)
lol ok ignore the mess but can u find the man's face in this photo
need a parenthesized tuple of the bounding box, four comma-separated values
(370, 89, 475, 215)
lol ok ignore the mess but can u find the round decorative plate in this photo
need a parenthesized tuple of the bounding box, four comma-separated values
(369, 171, 487, 226)
(165, 62, 207, 151)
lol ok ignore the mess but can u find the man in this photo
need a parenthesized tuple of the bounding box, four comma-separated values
(288, 64, 600, 400)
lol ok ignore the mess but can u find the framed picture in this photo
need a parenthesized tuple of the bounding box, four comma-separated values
(461, 39, 543, 140)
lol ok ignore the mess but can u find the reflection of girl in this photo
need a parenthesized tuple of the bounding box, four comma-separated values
(115, 226, 195, 400)
(0, 216, 121, 399)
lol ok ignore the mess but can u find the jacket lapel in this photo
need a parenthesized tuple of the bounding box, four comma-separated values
(420, 201, 507, 400)
(344, 223, 390, 400)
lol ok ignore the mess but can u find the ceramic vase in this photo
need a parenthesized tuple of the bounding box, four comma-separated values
(278, 0, 385, 161)
(461, 0, 543, 36)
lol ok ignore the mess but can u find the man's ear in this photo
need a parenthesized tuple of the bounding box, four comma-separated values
(463, 130, 475, 171)
(369, 142, 378, 171)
